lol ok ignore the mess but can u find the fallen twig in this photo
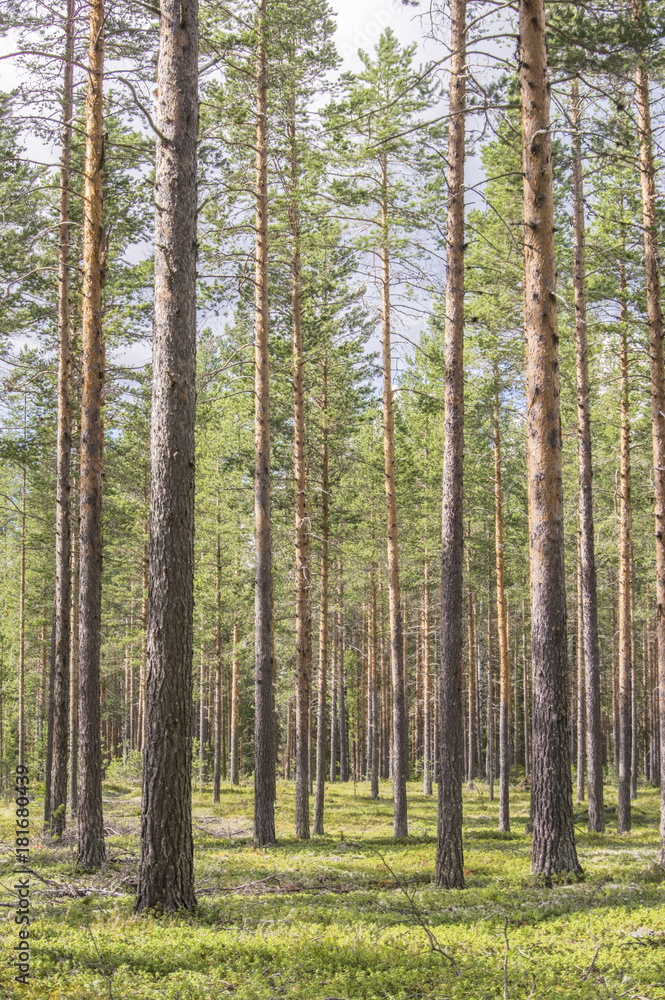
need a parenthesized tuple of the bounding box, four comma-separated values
(582, 944, 601, 982)
(374, 850, 460, 976)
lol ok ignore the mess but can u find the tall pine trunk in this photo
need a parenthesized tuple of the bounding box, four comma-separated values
(135, 0, 198, 912)
(618, 250, 632, 834)
(50, 0, 75, 839)
(493, 370, 510, 833)
(313, 355, 329, 835)
(632, 0, 665, 858)
(338, 567, 349, 782)
(436, 0, 465, 888)
(380, 155, 408, 838)
(77, 0, 105, 870)
(290, 110, 311, 840)
(520, 0, 580, 878)
(422, 562, 432, 795)
(252, 0, 275, 847)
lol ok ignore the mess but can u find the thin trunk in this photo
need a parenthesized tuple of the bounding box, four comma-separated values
(313, 357, 329, 834)
(436, 0, 465, 888)
(380, 155, 408, 837)
(370, 572, 379, 800)
(77, 0, 105, 869)
(521, 0, 580, 877)
(339, 572, 349, 782)
(330, 612, 338, 782)
(523, 600, 530, 781)
(18, 429, 26, 770)
(493, 368, 510, 833)
(487, 557, 494, 801)
(618, 250, 632, 834)
(467, 560, 476, 786)
(423, 562, 432, 795)
(230, 616, 240, 784)
(630, 545, 638, 800)
(289, 110, 311, 841)
(576, 546, 586, 803)
(642, 622, 651, 781)
(633, 0, 665, 863)
(213, 518, 222, 803)
(199, 609, 206, 792)
(50, 0, 75, 838)
(253, 0, 275, 847)
(68, 456, 79, 816)
(135, 0, 198, 912)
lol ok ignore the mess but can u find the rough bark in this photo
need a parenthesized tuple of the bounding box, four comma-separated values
(520, 0, 581, 878)
(313, 358, 329, 834)
(50, 0, 75, 839)
(135, 0, 198, 912)
(436, 0, 465, 888)
(77, 0, 106, 870)
(252, 0, 275, 847)
(493, 371, 510, 833)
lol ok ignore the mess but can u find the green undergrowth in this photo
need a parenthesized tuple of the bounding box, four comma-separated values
(0, 780, 663, 999)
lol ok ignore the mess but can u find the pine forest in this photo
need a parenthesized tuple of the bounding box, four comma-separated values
(0, 0, 664, 997)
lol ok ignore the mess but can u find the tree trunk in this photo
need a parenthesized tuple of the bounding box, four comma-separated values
(330, 610, 338, 782)
(436, 0, 465, 888)
(630, 545, 638, 800)
(379, 156, 408, 837)
(313, 357, 329, 834)
(50, 0, 75, 839)
(135, 0, 198, 912)
(288, 111, 312, 841)
(576, 549, 586, 804)
(230, 616, 240, 784)
(18, 434, 26, 771)
(467, 526, 476, 786)
(213, 522, 222, 802)
(339, 572, 349, 783)
(487, 555, 494, 801)
(198, 609, 206, 792)
(77, 0, 106, 870)
(520, 0, 580, 878)
(423, 562, 432, 795)
(493, 370, 510, 833)
(68, 432, 80, 815)
(370, 572, 379, 800)
(523, 599, 530, 781)
(633, 0, 665, 866)
(252, 0, 275, 848)
(618, 249, 632, 835)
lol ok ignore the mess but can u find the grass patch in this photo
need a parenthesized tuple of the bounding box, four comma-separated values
(1, 780, 663, 998)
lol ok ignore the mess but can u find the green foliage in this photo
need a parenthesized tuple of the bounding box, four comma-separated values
(0, 780, 663, 998)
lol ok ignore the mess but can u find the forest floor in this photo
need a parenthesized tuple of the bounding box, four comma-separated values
(0, 778, 663, 999)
